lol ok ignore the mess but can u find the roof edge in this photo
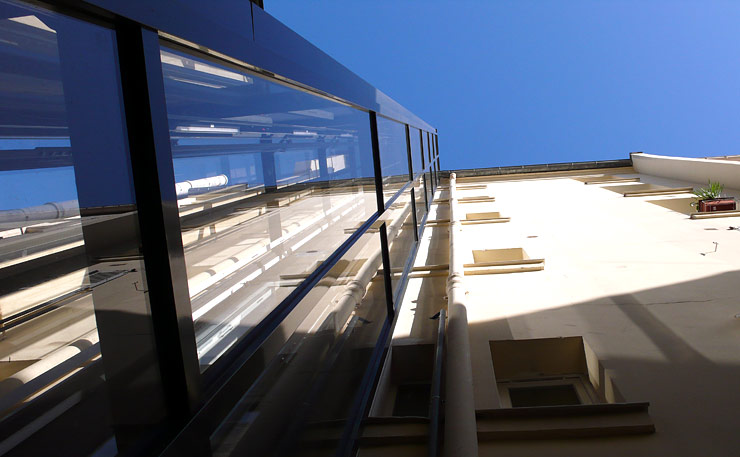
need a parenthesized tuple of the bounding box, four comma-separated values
(444, 158, 633, 178)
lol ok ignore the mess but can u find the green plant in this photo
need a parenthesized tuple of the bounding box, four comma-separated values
(691, 180, 724, 209)
(693, 180, 724, 200)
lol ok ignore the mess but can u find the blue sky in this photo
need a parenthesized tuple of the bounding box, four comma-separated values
(268, 0, 740, 170)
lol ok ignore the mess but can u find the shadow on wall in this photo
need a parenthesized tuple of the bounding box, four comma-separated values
(469, 270, 740, 457)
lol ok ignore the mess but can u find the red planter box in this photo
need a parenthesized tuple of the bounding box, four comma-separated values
(698, 198, 736, 212)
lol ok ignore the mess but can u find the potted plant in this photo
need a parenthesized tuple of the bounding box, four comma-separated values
(691, 181, 736, 212)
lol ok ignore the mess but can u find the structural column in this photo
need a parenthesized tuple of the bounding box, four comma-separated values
(444, 172, 479, 457)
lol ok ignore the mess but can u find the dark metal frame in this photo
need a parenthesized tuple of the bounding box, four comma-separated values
(115, 20, 202, 423)
(4, 1, 439, 455)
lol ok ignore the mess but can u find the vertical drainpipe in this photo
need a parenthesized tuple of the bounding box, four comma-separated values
(444, 172, 479, 457)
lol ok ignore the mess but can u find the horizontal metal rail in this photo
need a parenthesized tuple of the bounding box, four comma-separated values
(0, 269, 133, 332)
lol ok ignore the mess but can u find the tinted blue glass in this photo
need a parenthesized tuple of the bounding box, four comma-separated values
(413, 173, 427, 233)
(377, 116, 409, 203)
(0, 1, 160, 454)
(426, 131, 432, 165)
(160, 48, 378, 369)
(426, 169, 433, 205)
(208, 230, 389, 455)
(387, 187, 416, 295)
(409, 126, 422, 176)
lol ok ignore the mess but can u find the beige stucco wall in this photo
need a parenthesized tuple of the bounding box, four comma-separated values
(381, 164, 740, 456)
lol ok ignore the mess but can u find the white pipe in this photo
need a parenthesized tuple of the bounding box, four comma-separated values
(444, 172, 479, 457)
(175, 174, 229, 198)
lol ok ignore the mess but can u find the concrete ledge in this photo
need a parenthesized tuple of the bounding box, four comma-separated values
(464, 265, 544, 276)
(632, 152, 740, 190)
(434, 196, 496, 204)
(583, 178, 640, 185)
(299, 417, 429, 449)
(690, 210, 740, 219)
(622, 187, 693, 197)
(476, 402, 654, 441)
(426, 218, 511, 226)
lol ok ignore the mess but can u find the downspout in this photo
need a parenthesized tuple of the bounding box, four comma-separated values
(444, 172, 479, 457)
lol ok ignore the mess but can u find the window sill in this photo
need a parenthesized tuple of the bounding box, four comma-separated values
(476, 402, 654, 441)
(690, 209, 740, 219)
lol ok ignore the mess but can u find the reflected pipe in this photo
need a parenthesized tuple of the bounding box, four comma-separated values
(0, 200, 79, 224)
(220, 208, 406, 454)
(444, 172, 479, 457)
(0, 329, 99, 411)
(175, 174, 229, 198)
(0, 172, 228, 224)
(331, 199, 407, 329)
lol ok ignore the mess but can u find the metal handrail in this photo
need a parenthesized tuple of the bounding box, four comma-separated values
(428, 308, 446, 457)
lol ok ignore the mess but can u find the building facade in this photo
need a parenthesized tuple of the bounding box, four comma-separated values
(0, 1, 440, 455)
(362, 153, 739, 457)
(2, 1, 739, 456)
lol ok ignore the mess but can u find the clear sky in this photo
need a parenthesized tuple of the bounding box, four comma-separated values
(268, 0, 740, 171)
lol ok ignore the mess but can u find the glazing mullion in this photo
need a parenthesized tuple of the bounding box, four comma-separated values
(116, 23, 203, 426)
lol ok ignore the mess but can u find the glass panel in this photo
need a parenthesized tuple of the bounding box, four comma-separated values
(426, 171, 433, 206)
(413, 174, 427, 233)
(376, 116, 409, 205)
(160, 47, 378, 370)
(426, 131, 432, 165)
(419, 128, 427, 169)
(0, 2, 162, 454)
(409, 126, 422, 176)
(432, 159, 439, 190)
(386, 187, 416, 295)
(209, 230, 389, 455)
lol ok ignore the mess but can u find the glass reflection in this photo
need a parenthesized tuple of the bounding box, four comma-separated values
(409, 126, 422, 176)
(386, 188, 416, 295)
(426, 131, 432, 165)
(376, 116, 409, 205)
(160, 48, 378, 369)
(209, 230, 389, 455)
(413, 174, 427, 233)
(0, 2, 160, 454)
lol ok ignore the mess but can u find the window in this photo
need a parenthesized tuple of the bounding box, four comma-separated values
(377, 115, 411, 204)
(498, 376, 598, 408)
(409, 126, 423, 175)
(159, 46, 378, 369)
(393, 383, 431, 417)
(0, 1, 163, 454)
(490, 337, 614, 406)
(481, 337, 655, 440)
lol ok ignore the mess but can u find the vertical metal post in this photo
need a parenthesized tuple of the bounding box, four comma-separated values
(405, 125, 414, 180)
(405, 125, 419, 241)
(379, 222, 394, 317)
(115, 22, 202, 426)
(370, 111, 385, 213)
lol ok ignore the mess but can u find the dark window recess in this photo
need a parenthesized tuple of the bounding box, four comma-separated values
(508, 384, 581, 408)
(392, 383, 431, 417)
